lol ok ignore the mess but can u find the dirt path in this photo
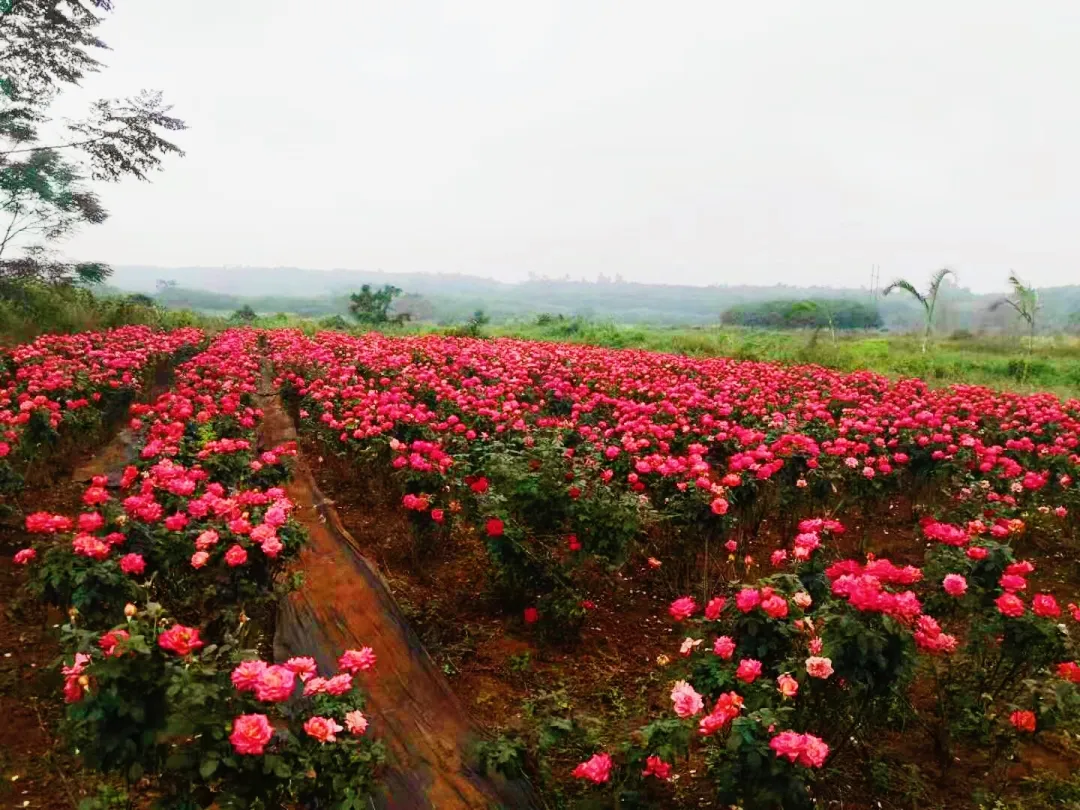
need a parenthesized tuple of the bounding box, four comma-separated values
(257, 377, 536, 810)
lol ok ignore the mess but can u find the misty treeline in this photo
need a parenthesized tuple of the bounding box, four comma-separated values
(720, 299, 882, 331)
(105, 266, 1080, 335)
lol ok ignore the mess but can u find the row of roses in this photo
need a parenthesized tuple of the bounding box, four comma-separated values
(13, 329, 386, 808)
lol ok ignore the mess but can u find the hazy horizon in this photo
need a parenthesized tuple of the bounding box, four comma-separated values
(55, 1, 1080, 295)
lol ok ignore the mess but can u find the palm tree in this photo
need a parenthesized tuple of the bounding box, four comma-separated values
(990, 273, 1039, 383)
(882, 268, 955, 353)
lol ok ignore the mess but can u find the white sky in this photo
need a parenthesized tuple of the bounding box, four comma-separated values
(60, 0, 1080, 293)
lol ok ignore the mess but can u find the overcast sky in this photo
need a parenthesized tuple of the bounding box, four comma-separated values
(60, 0, 1080, 293)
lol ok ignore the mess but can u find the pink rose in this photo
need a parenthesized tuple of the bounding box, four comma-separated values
(345, 710, 369, 736)
(119, 553, 146, 575)
(805, 656, 834, 679)
(284, 656, 318, 681)
(668, 596, 697, 621)
(231, 660, 268, 692)
(303, 715, 344, 743)
(942, 574, 967, 597)
(338, 647, 377, 674)
(736, 658, 763, 683)
(254, 665, 296, 702)
(670, 680, 704, 718)
(323, 673, 353, 696)
(572, 752, 612, 784)
(230, 714, 274, 755)
(713, 636, 736, 659)
(224, 544, 248, 567)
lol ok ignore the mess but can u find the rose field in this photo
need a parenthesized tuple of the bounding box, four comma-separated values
(3, 326, 1080, 809)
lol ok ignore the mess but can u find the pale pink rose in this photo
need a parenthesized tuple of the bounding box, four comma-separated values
(805, 656, 834, 679)
(345, 709, 369, 736)
(679, 637, 703, 656)
(670, 680, 704, 718)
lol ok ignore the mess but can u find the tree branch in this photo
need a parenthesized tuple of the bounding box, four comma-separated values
(0, 132, 115, 159)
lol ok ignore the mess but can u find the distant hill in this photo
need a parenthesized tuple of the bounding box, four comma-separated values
(103, 266, 1080, 332)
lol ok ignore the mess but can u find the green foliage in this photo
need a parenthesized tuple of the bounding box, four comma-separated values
(60, 608, 385, 809)
(473, 734, 528, 778)
(883, 268, 955, 352)
(0, 282, 218, 340)
(721, 298, 882, 330)
(705, 713, 817, 810)
(447, 309, 491, 338)
(348, 284, 408, 326)
(230, 305, 258, 323)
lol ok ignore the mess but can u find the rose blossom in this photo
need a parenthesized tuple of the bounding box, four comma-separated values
(735, 658, 763, 683)
(304, 715, 344, 743)
(572, 752, 612, 784)
(254, 665, 296, 702)
(670, 680, 704, 718)
(338, 647, 377, 673)
(158, 625, 204, 656)
(230, 714, 274, 754)
(704, 596, 726, 620)
(119, 553, 145, 575)
(777, 673, 799, 698)
(284, 656, 318, 681)
(641, 755, 672, 780)
(232, 660, 268, 692)
(224, 544, 248, 567)
(668, 596, 697, 621)
(805, 656, 834, 679)
(996, 593, 1025, 618)
(345, 709, 369, 736)
(323, 673, 353, 695)
(1010, 710, 1036, 733)
(942, 574, 967, 597)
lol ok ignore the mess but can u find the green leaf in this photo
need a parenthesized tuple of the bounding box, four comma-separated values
(199, 756, 219, 779)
